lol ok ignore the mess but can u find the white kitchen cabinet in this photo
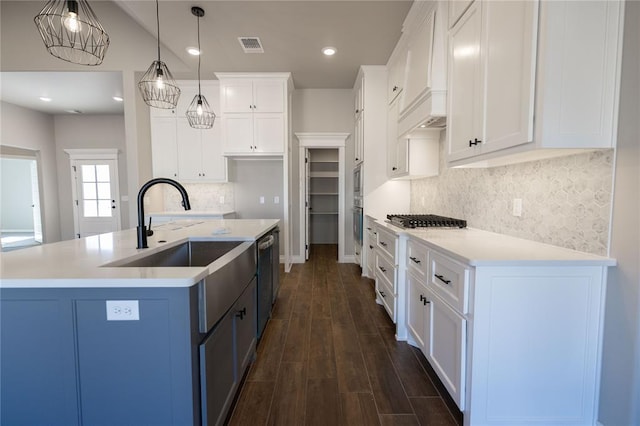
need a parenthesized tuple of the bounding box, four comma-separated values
(389, 130, 440, 180)
(220, 79, 284, 114)
(150, 81, 227, 182)
(424, 286, 467, 410)
(448, 0, 624, 168)
(402, 8, 435, 113)
(406, 271, 428, 352)
(447, 0, 537, 163)
(396, 231, 612, 425)
(374, 224, 400, 323)
(216, 73, 292, 156)
(150, 117, 179, 179)
(176, 118, 226, 182)
(387, 36, 407, 105)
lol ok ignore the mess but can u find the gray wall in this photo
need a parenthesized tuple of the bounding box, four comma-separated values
(0, 101, 60, 243)
(230, 159, 284, 221)
(291, 89, 355, 259)
(599, 1, 640, 424)
(0, 158, 35, 231)
(54, 115, 128, 240)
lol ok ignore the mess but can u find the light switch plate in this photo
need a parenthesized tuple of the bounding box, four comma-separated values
(106, 300, 140, 321)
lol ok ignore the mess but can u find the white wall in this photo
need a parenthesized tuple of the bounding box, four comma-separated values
(291, 89, 355, 259)
(53, 115, 128, 240)
(0, 158, 35, 231)
(599, 1, 640, 424)
(0, 101, 60, 242)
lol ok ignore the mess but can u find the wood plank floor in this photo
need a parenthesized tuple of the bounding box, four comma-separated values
(228, 244, 461, 426)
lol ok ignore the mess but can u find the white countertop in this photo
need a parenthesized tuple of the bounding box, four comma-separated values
(149, 210, 235, 217)
(372, 220, 615, 267)
(0, 219, 279, 289)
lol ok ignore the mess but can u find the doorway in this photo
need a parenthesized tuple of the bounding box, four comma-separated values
(66, 149, 121, 238)
(0, 154, 43, 251)
(297, 133, 349, 263)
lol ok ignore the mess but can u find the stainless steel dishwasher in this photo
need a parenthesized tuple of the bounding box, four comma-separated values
(257, 230, 275, 339)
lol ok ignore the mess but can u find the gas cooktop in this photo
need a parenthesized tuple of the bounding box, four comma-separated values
(386, 214, 467, 229)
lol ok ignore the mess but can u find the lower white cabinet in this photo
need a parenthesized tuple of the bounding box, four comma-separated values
(399, 233, 610, 425)
(424, 287, 466, 410)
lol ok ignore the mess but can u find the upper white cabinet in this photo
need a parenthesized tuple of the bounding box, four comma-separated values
(353, 76, 364, 164)
(150, 81, 227, 183)
(352, 66, 387, 172)
(216, 73, 292, 156)
(448, 0, 537, 163)
(386, 37, 408, 105)
(447, 0, 624, 167)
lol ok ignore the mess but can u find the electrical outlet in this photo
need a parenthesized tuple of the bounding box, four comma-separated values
(219, 196, 225, 204)
(274, 196, 280, 204)
(106, 300, 140, 321)
(259, 196, 265, 204)
(512, 198, 523, 217)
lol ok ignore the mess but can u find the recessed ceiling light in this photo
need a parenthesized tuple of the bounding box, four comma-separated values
(186, 47, 201, 56)
(65, 109, 82, 114)
(322, 46, 337, 56)
(113, 96, 124, 102)
(419, 124, 427, 128)
(39, 96, 52, 102)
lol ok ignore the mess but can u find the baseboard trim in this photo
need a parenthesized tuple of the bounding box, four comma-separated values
(341, 255, 356, 264)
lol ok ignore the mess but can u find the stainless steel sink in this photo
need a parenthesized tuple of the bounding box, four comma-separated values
(114, 241, 244, 267)
(107, 240, 257, 333)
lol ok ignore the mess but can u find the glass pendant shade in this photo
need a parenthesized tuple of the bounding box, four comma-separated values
(186, 94, 216, 129)
(34, 0, 109, 66)
(138, 60, 181, 109)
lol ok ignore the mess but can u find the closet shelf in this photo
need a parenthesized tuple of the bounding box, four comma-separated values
(310, 192, 339, 195)
(309, 171, 338, 178)
(310, 211, 338, 215)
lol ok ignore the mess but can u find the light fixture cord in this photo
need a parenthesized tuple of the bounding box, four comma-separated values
(155, 0, 161, 61)
(197, 14, 202, 96)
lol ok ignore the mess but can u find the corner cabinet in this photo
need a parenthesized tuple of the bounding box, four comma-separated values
(150, 80, 227, 182)
(216, 73, 293, 156)
(447, 0, 624, 167)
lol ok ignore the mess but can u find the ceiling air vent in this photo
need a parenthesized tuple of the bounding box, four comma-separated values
(238, 37, 264, 53)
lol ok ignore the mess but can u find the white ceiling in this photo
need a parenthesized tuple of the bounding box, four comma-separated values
(0, 0, 413, 115)
(0, 72, 125, 115)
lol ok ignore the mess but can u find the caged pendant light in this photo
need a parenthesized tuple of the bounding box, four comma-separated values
(34, 0, 110, 66)
(138, 0, 180, 109)
(185, 6, 216, 129)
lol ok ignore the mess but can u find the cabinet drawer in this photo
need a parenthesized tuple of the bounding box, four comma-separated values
(428, 251, 470, 314)
(376, 273, 396, 323)
(375, 252, 396, 292)
(407, 239, 428, 280)
(376, 227, 397, 262)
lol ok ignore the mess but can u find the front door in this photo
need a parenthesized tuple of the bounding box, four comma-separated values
(72, 160, 121, 237)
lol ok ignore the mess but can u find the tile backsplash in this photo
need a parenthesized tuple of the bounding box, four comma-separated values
(410, 140, 614, 255)
(163, 183, 235, 212)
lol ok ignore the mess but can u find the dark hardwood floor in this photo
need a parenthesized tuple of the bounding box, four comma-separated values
(228, 244, 461, 426)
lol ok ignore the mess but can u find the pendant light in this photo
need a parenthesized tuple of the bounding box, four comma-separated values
(34, 0, 109, 66)
(138, 0, 180, 109)
(185, 6, 216, 129)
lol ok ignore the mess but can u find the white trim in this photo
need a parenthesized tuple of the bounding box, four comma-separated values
(297, 133, 350, 263)
(64, 148, 119, 160)
(341, 255, 356, 264)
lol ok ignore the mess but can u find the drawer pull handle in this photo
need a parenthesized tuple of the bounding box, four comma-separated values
(369, 245, 374, 249)
(235, 307, 247, 320)
(434, 274, 451, 285)
(366, 227, 372, 231)
(379, 266, 387, 273)
(419, 294, 424, 302)
(380, 291, 386, 298)
(380, 241, 387, 247)
(409, 256, 421, 264)
(424, 298, 430, 306)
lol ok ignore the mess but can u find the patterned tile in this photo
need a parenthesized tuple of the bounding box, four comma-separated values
(163, 183, 235, 212)
(410, 140, 613, 256)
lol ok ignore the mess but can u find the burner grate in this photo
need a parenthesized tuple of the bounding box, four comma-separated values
(387, 214, 467, 229)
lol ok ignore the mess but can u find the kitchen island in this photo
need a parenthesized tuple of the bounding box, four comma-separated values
(0, 219, 279, 426)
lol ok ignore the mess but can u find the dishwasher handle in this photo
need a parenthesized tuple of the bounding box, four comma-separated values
(258, 235, 275, 251)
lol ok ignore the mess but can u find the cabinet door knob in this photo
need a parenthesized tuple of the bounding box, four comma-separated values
(469, 138, 482, 147)
(423, 299, 430, 306)
(393, 86, 398, 91)
(369, 245, 373, 249)
(419, 294, 424, 302)
(380, 241, 387, 247)
(379, 266, 387, 273)
(380, 291, 386, 298)
(235, 307, 247, 320)
(392, 167, 397, 171)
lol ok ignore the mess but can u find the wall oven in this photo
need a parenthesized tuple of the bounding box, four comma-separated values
(353, 164, 362, 199)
